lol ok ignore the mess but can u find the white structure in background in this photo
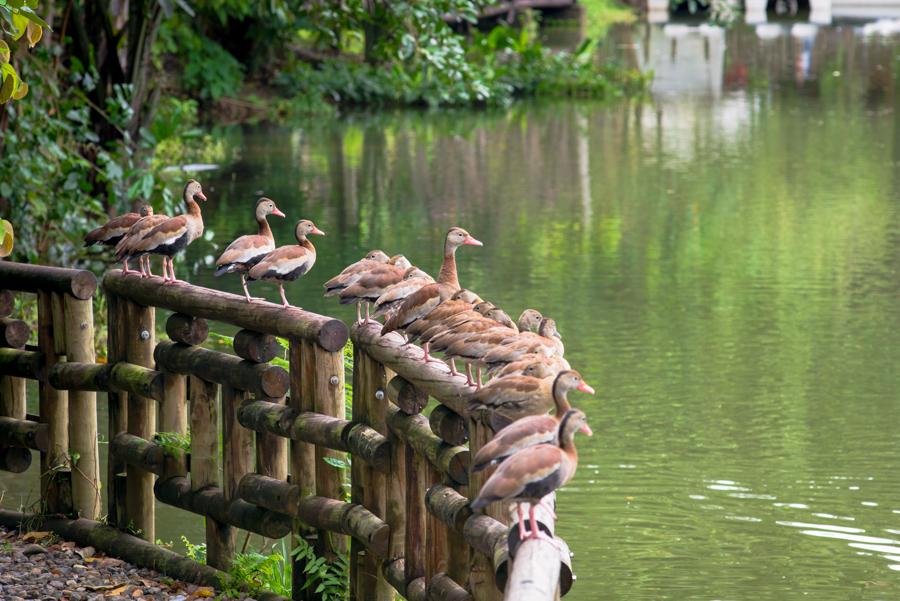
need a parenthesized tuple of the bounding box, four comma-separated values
(645, 0, 900, 25)
(639, 24, 726, 98)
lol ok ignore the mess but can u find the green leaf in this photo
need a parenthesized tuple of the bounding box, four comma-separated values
(25, 20, 41, 46)
(11, 79, 26, 99)
(17, 6, 50, 30)
(0, 40, 9, 64)
(0, 68, 16, 103)
(10, 13, 26, 40)
(0, 220, 14, 258)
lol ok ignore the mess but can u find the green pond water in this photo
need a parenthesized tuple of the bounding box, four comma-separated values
(5, 19, 900, 601)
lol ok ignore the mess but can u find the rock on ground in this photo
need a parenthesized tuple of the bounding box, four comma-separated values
(0, 526, 258, 601)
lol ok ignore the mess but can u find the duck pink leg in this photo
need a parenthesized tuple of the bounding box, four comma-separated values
(168, 257, 182, 284)
(241, 274, 253, 303)
(465, 364, 476, 387)
(516, 503, 528, 540)
(138, 256, 148, 278)
(279, 284, 290, 308)
(122, 258, 132, 275)
(449, 358, 458, 376)
(162, 257, 175, 284)
(527, 504, 552, 540)
(143, 256, 155, 278)
(364, 303, 371, 324)
(421, 342, 443, 364)
(356, 303, 362, 324)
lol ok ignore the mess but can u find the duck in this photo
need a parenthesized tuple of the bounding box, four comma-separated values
(517, 309, 544, 333)
(247, 219, 325, 308)
(129, 180, 207, 284)
(402, 290, 482, 342)
(84, 208, 144, 248)
(214, 197, 286, 302)
(372, 268, 435, 320)
(338, 257, 416, 323)
(471, 369, 594, 473)
(489, 353, 571, 380)
(418, 301, 497, 348)
(467, 369, 594, 431)
(381, 227, 482, 363)
(323, 251, 398, 297)
(114, 205, 170, 277)
(482, 318, 565, 368)
(471, 408, 592, 541)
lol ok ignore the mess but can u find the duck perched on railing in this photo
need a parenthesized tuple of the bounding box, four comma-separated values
(247, 219, 325, 308)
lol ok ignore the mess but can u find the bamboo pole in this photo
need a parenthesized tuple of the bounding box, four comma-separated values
(64, 295, 101, 519)
(106, 292, 128, 529)
(190, 375, 233, 569)
(352, 348, 394, 601)
(123, 297, 156, 541)
(0, 262, 97, 300)
(0, 509, 290, 601)
(0, 317, 30, 348)
(155, 341, 289, 398)
(313, 343, 348, 559)
(103, 271, 348, 350)
(289, 340, 316, 601)
(37, 290, 71, 515)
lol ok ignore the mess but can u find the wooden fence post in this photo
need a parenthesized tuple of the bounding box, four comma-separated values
(190, 375, 232, 569)
(222, 384, 253, 563)
(106, 292, 128, 528)
(122, 298, 156, 541)
(352, 348, 393, 601)
(290, 339, 318, 601)
(37, 290, 71, 515)
(313, 343, 348, 559)
(63, 295, 101, 519)
(468, 419, 504, 601)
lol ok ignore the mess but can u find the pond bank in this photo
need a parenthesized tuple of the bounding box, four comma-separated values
(0, 526, 251, 601)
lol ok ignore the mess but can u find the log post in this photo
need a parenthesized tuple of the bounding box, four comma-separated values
(425, 466, 449, 592)
(106, 292, 128, 528)
(429, 405, 468, 447)
(234, 330, 282, 363)
(222, 384, 253, 564)
(313, 343, 348, 559)
(190, 375, 232, 569)
(0, 290, 13, 317)
(468, 419, 504, 601)
(123, 298, 156, 541)
(0, 307, 27, 468)
(503, 499, 569, 600)
(404, 446, 427, 587)
(351, 348, 393, 601)
(37, 290, 71, 515)
(158, 370, 188, 478)
(165, 313, 208, 346)
(64, 295, 101, 519)
(290, 340, 317, 601)
(0, 317, 30, 348)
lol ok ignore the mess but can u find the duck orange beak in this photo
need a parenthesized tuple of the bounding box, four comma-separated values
(273, 207, 286, 218)
(463, 235, 483, 246)
(580, 424, 594, 436)
(577, 381, 595, 394)
(311, 226, 326, 236)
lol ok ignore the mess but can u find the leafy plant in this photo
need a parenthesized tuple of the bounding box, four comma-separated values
(153, 431, 191, 455)
(0, 0, 49, 104)
(181, 534, 207, 563)
(222, 549, 291, 597)
(291, 535, 349, 601)
(0, 219, 13, 257)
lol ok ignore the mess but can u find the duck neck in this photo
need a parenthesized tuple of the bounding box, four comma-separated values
(437, 241, 460, 288)
(257, 215, 273, 241)
(557, 412, 580, 462)
(551, 374, 572, 416)
(297, 235, 314, 252)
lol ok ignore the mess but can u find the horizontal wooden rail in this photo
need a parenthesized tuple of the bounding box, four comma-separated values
(0, 509, 288, 601)
(0, 447, 33, 473)
(386, 405, 470, 485)
(154, 476, 292, 539)
(352, 322, 470, 415)
(0, 262, 98, 300)
(503, 498, 573, 600)
(238, 474, 390, 557)
(104, 270, 348, 350)
(48, 361, 166, 401)
(0, 317, 30, 348)
(0, 290, 13, 317)
(237, 400, 391, 471)
(0, 416, 48, 451)
(383, 558, 426, 601)
(0, 348, 45, 380)
(154, 341, 289, 398)
(430, 404, 468, 445)
(110, 433, 187, 477)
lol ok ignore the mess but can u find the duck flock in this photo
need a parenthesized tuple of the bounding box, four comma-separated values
(84, 180, 595, 541)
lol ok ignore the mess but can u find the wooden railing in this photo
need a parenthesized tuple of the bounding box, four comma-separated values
(0, 260, 573, 601)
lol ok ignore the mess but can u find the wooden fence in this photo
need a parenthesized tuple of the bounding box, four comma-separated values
(0, 260, 573, 601)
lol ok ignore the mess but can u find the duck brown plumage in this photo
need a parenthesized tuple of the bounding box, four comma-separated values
(324, 252, 404, 297)
(130, 180, 207, 283)
(247, 219, 325, 308)
(84, 209, 144, 248)
(338, 259, 414, 321)
(114, 206, 169, 277)
(214, 197, 286, 302)
(372, 268, 435, 319)
(482, 318, 564, 368)
(470, 409, 592, 540)
(402, 291, 482, 342)
(381, 228, 483, 363)
(467, 369, 594, 431)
